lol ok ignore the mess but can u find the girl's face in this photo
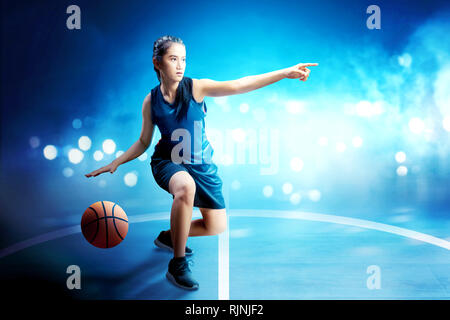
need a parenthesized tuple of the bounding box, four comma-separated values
(155, 42, 186, 82)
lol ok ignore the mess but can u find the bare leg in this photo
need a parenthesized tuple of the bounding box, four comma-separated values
(168, 171, 197, 258)
(167, 171, 227, 257)
(169, 193, 194, 258)
(163, 219, 207, 239)
(164, 208, 227, 238)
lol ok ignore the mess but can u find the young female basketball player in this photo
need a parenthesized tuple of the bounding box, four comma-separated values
(85, 35, 317, 290)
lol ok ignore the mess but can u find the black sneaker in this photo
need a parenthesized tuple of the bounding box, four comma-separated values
(154, 231, 193, 256)
(166, 256, 199, 290)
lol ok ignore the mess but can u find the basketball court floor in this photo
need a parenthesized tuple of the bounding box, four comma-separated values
(1, 207, 449, 300)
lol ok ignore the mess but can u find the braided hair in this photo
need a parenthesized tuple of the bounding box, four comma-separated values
(153, 35, 192, 122)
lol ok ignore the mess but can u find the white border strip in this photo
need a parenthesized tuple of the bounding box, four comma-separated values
(218, 215, 229, 300)
(218, 182, 230, 300)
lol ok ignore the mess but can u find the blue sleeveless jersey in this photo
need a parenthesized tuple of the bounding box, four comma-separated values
(150, 77, 214, 164)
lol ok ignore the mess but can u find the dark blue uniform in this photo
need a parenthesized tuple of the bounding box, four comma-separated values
(150, 77, 226, 209)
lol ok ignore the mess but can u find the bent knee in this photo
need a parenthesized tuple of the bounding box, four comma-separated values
(173, 182, 196, 203)
(215, 222, 227, 235)
(208, 217, 227, 235)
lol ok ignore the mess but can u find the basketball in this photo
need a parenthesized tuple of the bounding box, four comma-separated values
(81, 201, 129, 248)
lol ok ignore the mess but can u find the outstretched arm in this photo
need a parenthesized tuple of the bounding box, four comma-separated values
(195, 62, 318, 98)
(85, 93, 154, 178)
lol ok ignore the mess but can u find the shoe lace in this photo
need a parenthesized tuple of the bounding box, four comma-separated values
(174, 258, 195, 273)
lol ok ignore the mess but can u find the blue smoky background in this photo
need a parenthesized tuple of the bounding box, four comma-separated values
(1, 0, 450, 247)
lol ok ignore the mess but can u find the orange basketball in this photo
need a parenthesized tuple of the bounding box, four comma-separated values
(81, 201, 129, 248)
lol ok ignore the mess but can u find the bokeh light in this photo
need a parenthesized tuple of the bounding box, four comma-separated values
(29, 136, 40, 148)
(352, 136, 363, 148)
(308, 189, 321, 202)
(397, 166, 408, 176)
(72, 118, 82, 129)
(93, 151, 104, 161)
(116, 150, 124, 158)
(395, 151, 406, 163)
(102, 139, 116, 154)
(43, 145, 57, 160)
(239, 103, 249, 113)
(124, 172, 138, 187)
(78, 136, 92, 151)
(68, 148, 84, 164)
(290, 157, 304, 172)
(409, 117, 425, 134)
(62, 167, 74, 177)
(263, 185, 273, 197)
(443, 116, 450, 132)
(138, 152, 148, 161)
(290, 193, 301, 205)
(231, 180, 241, 190)
(282, 182, 293, 194)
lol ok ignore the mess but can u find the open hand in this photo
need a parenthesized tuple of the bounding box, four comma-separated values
(85, 162, 118, 178)
(284, 62, 319, 81)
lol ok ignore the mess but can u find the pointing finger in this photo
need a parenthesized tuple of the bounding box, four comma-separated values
(299, 63, 318, 67)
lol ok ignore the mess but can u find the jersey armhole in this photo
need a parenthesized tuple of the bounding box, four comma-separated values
(150, 87, 158, 123)
(184, 76, 194, 101)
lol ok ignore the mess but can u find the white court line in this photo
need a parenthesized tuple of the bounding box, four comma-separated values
(0, 212, 185, 259)
(1, 209, 450, 301)
(231, 209, 450, 250)
(0, 225, 81, 259)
